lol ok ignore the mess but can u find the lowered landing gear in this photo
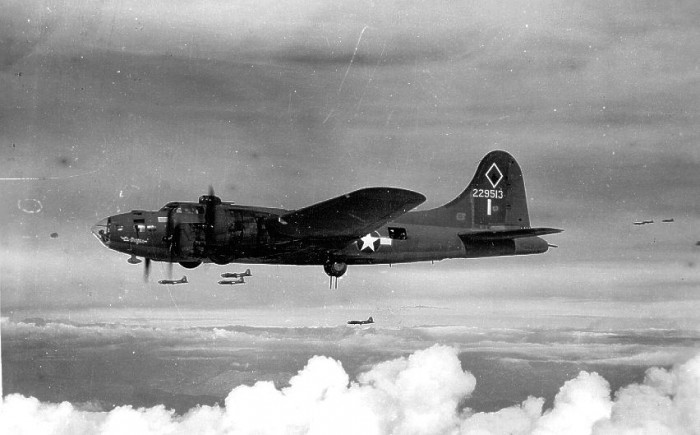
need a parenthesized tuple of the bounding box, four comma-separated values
(324, 261, 347, 289)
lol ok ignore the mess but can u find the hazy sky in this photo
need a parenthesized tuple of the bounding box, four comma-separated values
(1, 0, 698, 311)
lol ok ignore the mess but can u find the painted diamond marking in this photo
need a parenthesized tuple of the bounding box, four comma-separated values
(485, 163, 503, 188)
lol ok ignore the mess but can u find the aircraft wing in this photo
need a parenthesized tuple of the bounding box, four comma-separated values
(269, 187, 426, 240)
(459, 227, 562, 242)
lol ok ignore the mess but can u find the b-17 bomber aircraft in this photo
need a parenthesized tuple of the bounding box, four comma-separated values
(91, 151, 562, 288)
(347, 316, 374, 325)
(158, 276, 188, 285)
(221, 269, 251, 278)
(218, 277, 245, 285)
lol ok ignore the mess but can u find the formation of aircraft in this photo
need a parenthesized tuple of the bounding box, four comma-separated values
(91, 150, 562, 288)
(218, 277, 245, 285)
(158, 276, 188, 285)
(221, 269, 251, 278)
(155, 269, 251, 285)
(634, 218, 675, 225)
(347, 316, 374, 325)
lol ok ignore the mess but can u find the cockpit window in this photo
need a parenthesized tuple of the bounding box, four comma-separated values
(159, 202, 179, 211)
(167, 207, 204, 214)
(175, 205, 203, 214)
(159, 203, 203, 214)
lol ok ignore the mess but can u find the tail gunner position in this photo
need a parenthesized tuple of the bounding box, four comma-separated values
(92, 151, 561, 287)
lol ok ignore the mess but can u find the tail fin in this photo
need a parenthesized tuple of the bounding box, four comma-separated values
(404, 151, 531, 229)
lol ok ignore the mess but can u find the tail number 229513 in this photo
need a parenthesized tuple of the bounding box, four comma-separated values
(472, 189, 503, 199)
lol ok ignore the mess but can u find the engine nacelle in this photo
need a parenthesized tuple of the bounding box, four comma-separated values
(179, 261, 202, 269)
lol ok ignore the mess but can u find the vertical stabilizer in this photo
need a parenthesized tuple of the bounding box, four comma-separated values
(463, 150, 530, 229)
(399, 151, 531, 229)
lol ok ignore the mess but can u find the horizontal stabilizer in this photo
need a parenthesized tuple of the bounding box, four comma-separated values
(270, 187, 426, 239)
(459, 227, 562, 242)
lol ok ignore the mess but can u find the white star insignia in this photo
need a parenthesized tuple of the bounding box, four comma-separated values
(359, 233, 379, 251)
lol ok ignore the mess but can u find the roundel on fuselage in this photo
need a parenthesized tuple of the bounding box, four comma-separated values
(357, 232, 381, 252)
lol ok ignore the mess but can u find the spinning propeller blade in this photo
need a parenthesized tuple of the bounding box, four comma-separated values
(144, 257, 151, 282)
(165, 206, 177, 274)
(200, 185, 220, 258)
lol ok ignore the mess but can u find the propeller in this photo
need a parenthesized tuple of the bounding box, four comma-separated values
(200, 185, 221, 258)
(143, 257, 151, 282)
(166, 206, 177, 278)
(143, 186, 218, 283)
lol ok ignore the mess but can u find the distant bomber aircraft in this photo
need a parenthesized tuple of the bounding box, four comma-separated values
(633, 220, 654, 225)
(158, 276, 188, 285)
(347, 316, 374, 325)
(92, 151, 562, 288)
(221, 269, 251, 278)
(218, 277, 245, 285)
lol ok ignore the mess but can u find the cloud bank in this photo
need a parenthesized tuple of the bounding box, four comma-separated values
(1, 345, 698, 435)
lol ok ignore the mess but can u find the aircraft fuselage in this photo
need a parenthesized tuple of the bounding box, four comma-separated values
(93, 202, 549, 267)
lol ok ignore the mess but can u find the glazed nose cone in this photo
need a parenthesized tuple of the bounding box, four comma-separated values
(91, 217, 110, 245)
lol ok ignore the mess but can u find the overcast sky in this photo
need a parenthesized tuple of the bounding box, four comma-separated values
(1, 0, 698, 312)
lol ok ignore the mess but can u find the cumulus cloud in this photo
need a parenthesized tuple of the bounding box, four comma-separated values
(1, 345, 699, 435)
(457, 372, 614, 435)
(460, 353, 700, 435)
(592, 354, 700, 435)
